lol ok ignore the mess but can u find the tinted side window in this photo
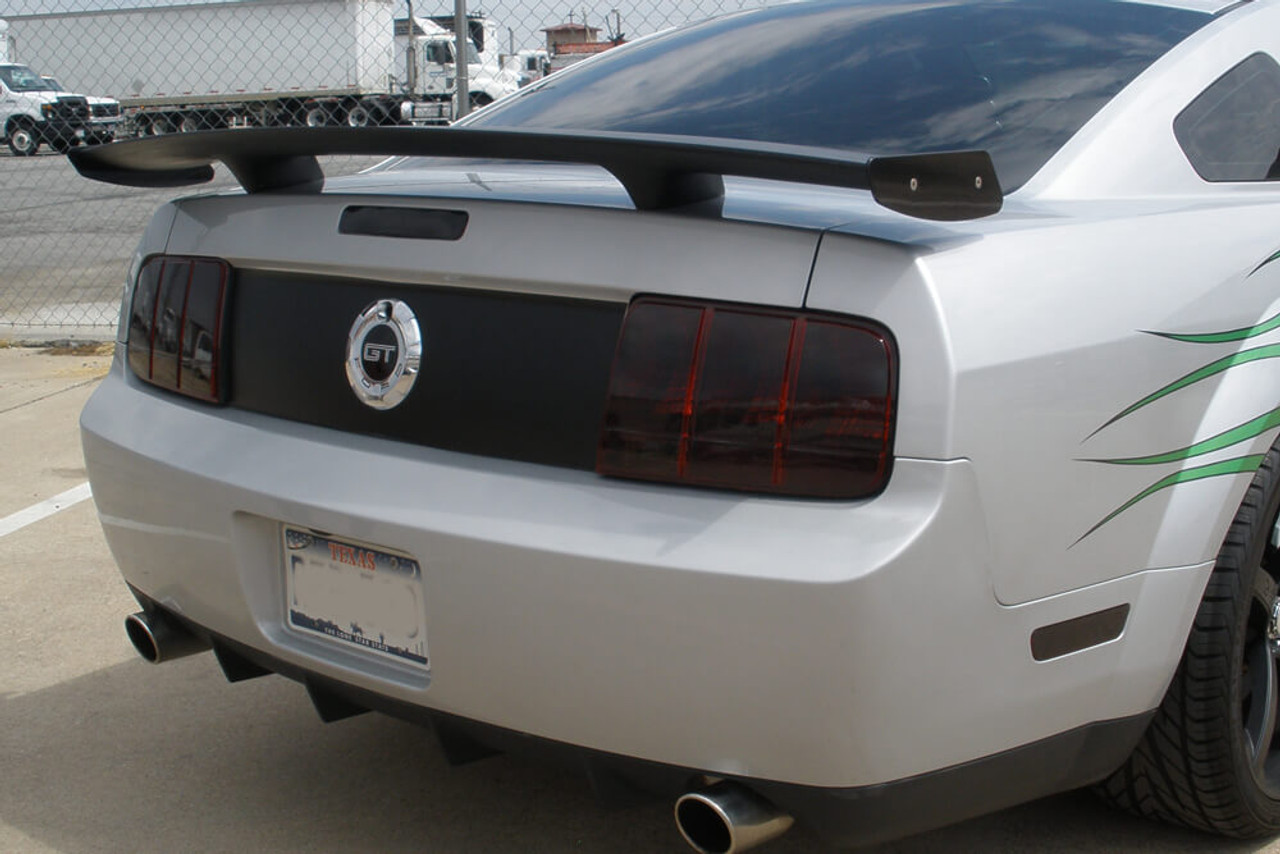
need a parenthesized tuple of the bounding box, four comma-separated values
(1175, 53, 1280, 182)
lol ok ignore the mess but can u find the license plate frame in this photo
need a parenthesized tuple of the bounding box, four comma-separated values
(282, 526, 428, 671)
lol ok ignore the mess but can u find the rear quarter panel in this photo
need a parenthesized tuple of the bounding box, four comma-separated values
(809, 2, 1280, 605)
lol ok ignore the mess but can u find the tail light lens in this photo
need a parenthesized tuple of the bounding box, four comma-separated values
(598, 298, 895, 498)
(126, 255, 230, 403)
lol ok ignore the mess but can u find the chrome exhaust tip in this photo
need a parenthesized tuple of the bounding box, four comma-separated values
(675, 782, 794, 854)
(124, 610, 210, 664)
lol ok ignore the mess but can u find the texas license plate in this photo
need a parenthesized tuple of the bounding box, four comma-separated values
(282, 526, 428, 670)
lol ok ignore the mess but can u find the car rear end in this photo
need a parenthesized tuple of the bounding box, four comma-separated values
(75, 0, 1239, 847)
(75, 175, 1143, 848)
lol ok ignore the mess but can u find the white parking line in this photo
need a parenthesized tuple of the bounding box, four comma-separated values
(0, 482, 93, 539)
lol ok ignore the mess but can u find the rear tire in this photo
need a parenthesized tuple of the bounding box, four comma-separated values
(7, 122, 39, 156)
(1097, 438, 1280, 836)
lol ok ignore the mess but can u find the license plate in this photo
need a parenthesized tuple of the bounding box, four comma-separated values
(282, 526, 428, 670)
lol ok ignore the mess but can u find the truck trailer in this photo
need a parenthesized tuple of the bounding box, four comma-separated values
(3, 0, 520, 134)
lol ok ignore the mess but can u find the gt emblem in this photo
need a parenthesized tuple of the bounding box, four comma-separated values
(363, 343, 396, 364)
(345, 299, 422, 410)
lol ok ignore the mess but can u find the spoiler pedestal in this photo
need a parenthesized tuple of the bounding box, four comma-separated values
(68, 126, 1002, 222)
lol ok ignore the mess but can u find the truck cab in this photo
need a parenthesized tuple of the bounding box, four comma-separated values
(394, 18, 521, 122)
(0, 63, 90, 155)
(504, 49, 550, 83)
(42, 76, 120, 144)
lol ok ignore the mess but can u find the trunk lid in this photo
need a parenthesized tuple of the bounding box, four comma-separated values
(165, 181, 823, 470)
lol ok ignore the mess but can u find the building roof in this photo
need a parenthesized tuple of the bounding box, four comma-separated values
(543, 23, 601, 34)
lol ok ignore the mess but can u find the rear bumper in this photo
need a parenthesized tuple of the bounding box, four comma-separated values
(143, 591, 1153, 847)
(82, 358, 1208, 793)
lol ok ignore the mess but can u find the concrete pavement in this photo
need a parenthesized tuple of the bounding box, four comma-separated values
(1, 343, 1278, 853)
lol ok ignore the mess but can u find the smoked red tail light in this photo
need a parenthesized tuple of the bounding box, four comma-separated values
(126, 255, 230, 403)
(597, 298, 896, 498)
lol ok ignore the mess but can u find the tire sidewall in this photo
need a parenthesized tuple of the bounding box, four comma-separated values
(1217, 446, 1280, 828)
(7, 122, 38, 156)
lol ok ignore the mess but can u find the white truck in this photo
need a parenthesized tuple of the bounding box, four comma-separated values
(2, 0, 520, 135)
(503, 49, 551, 83)
(394, 14, 525, 116)
(0, 61, 96, 156)
(43, 76, 124, 145)
(2, 16, 102, 156)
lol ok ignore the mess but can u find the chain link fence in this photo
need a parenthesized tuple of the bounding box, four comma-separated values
(0, 0, 756, 338)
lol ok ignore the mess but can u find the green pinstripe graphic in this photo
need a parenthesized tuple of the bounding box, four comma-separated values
(1148, 249, 1280, 342)
(1150, 311, 1280, 344)
(1076, 455, 1265, 544)
(1094, 344, 1280, 434)
(1089, 407, 1280, 466)
(1136, 248, 1280, 342)
(1080, 253, 1280, 540)
(1252, 249, 1280, 277)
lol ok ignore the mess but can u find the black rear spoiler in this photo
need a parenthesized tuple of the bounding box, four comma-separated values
(68, 126, 1002, 221)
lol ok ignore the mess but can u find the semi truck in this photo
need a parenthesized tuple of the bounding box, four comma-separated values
(2, 0, 521, 135)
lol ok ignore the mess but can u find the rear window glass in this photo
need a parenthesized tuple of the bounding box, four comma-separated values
(460, 0, 1208, 191)
(1174, 53, 1280, 182)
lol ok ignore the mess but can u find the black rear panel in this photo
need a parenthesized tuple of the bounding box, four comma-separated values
(228, 270, 625, 470)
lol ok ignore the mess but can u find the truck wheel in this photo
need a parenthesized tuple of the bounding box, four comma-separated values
(1097, 438, 1280, 836)
(469, 92, 494, 111)
(7, 122, 39, 156)
(346, 105, 373, 127)
(304, 105, 332, 127)
(178, 115, 201, 133)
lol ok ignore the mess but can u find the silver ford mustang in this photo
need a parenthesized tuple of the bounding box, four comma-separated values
(71, 0, 1280, 850)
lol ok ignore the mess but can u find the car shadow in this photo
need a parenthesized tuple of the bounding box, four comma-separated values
(0, 654, 1272, 853)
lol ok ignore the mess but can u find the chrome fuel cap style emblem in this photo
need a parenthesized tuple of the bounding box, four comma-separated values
(345, 299, 422, 410)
